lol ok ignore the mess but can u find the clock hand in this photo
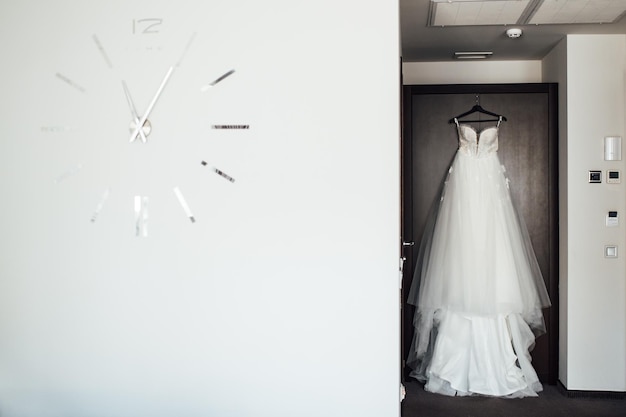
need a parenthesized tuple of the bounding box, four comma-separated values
(173, 186, 196, 223)
(129, 65, 174, 143)
(122, 81, 148, 143)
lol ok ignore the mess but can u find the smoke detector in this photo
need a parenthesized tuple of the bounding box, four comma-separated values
(506, 28, 522, 38)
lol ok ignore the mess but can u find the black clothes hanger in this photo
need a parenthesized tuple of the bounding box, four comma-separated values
(448, 95, 508, 123)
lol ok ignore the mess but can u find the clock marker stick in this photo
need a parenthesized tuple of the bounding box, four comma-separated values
(173, 186, 196, 223)
(56, 73, 86, 93)
(214, 168, 235, 183)
(176, 32, 197, 68)
(90, 187, 111, 223)
(211, 124, 250, 129)
(122, 81, 148, 143)
(54, 163, 83, 184)
(201, 161, 235, 183)
(129, 66, 174, 143)
(142, 196, 149, 237)
(134, 196, 149, 237)
(92, 34, 113, 69)
(200, 69, 235, 92)
(134, 196, 141, 236)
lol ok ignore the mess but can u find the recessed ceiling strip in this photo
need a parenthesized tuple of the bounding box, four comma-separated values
(454, 51, 493, 59)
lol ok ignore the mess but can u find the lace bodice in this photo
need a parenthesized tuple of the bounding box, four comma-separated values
(456, 121, 500, 158)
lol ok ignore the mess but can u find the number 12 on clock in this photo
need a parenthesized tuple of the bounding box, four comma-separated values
(133, 18, 163, 35)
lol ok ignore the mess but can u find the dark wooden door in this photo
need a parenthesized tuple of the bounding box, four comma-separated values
(401, 84, 559, 384)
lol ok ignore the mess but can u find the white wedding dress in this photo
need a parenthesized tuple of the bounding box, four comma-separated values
(406, 118, 551, 398)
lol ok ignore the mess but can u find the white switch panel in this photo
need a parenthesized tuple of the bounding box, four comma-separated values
(606, 211, 619, 227)
(605, 136, 622, 161)
(605, 245, 618, 258)
(607, 170, 621, 184)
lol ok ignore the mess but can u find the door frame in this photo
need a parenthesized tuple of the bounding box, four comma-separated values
(400, 83, 559, 384)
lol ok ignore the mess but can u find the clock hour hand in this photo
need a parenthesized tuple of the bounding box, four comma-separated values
(122, 81, 148, 143)
(129, 65, 174, 143)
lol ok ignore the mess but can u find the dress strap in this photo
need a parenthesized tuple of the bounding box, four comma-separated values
(453, 117, 460, 127)
(497, 116, 503, 128)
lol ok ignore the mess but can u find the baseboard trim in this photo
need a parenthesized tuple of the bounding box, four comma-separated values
(557, 381, 626, 399)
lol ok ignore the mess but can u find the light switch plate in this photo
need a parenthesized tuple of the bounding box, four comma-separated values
(606, 211, 619, 227)
(607, 170, 621, 184)
(605, 245, 618, 258)
(589, 170, 602, 183)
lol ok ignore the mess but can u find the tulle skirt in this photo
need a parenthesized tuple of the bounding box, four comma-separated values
(407, 150, 551, 397)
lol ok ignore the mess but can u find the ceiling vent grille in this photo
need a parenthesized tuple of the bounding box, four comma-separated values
(428, 0, 626, 27)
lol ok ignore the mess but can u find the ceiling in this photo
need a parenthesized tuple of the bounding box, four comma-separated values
(401, 0, 626, 62)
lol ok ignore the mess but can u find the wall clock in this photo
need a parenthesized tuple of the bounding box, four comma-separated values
(42, 3, 252, 237)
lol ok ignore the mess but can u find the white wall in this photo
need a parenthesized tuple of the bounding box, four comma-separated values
(543, 35, 626, 392)
(541, 37, 570, 387)
(0, 1, 401, 416)
(403, 60, 542, 84)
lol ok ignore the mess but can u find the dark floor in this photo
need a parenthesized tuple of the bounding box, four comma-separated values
(402, 381, 625, 417)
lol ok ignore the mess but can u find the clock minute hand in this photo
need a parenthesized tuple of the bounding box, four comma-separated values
(129, 65, 174, 143)
(122, 81, 148, 143)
